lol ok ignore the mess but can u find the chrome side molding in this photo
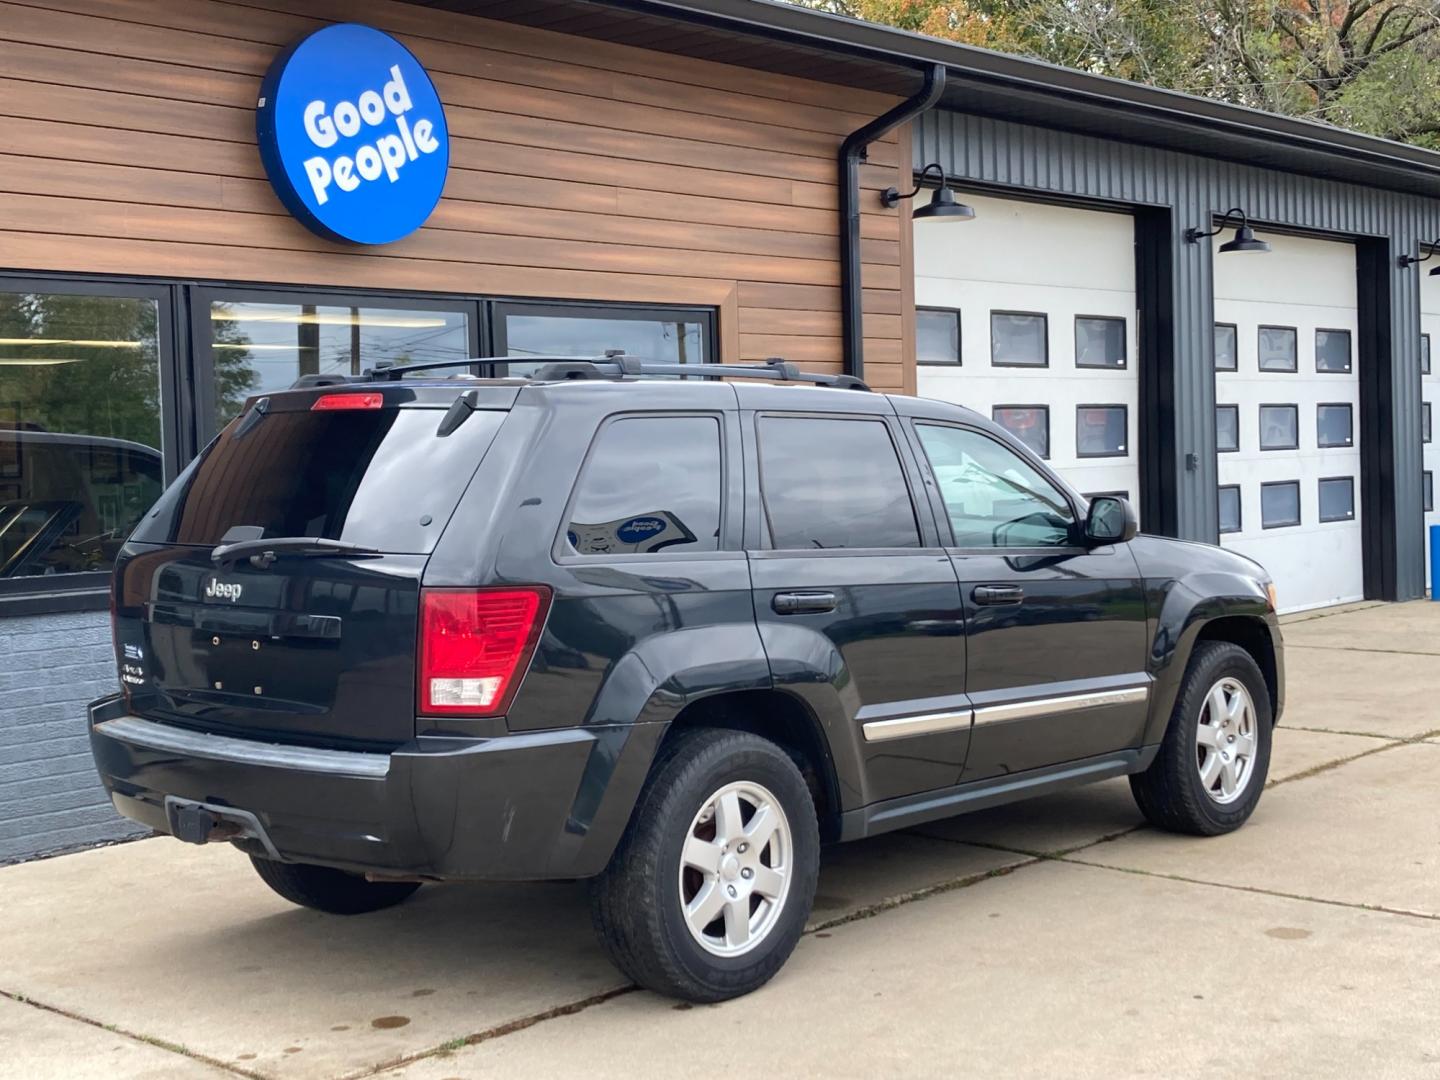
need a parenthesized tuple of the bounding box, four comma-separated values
(862, 710, 974, 743)
(973, 685, 1150, 728)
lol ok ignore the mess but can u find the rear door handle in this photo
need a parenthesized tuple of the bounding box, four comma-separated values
(772, 591, 837, 615)
(972, 584, 1024, 606)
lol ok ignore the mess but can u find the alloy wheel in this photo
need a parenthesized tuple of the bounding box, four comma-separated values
(1195, 676, 1258, 805)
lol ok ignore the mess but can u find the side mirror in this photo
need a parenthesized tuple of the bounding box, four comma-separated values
(1085, 496, 1138, 545)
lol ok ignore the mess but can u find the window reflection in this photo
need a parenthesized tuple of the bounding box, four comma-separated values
(501, 309, 707, 377)
(208, 300, 470, 426)
(0, 290, 164, 577)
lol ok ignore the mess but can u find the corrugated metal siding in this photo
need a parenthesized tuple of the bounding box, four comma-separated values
(917, 110, 1433, 600)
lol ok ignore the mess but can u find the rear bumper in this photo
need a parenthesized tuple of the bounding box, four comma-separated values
(88, 695, 663, 881)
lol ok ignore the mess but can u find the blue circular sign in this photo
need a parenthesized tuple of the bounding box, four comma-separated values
(256, 24, 449, 245)
(616, 517, 667, 545)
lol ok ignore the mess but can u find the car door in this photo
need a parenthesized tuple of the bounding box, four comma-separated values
(905, 418, 1150, 783)
(743, 403, 970, 806)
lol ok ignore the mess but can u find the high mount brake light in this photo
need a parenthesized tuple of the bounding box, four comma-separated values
(311, 392, 384, 411)
(418, 588, 550, 717)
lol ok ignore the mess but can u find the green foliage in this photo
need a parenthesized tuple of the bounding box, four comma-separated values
(792, 0, 1440, 145)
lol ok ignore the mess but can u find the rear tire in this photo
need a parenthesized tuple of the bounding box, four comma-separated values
(1130, 640, 1272, 836)
(589, 728, 820, 1003)
(249, 856, 421, 914)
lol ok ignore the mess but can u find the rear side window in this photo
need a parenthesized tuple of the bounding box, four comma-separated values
(137, 405, 504, 553)
(758, 416, 919, 549)
(565, 415, 721, 555)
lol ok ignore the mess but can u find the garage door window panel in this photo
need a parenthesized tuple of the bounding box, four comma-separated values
(990, 312, 1048, 368)
(1423, 334, 1431, 376)
(1315, 329, 1352, 373)
(1216, 405, 1240, 453)
(1318, 477, 1355, 523)
(1261, 481, 1302, 529)
(915, 423, 1077, 549)
(1426, 471, 1434, 513)
(1214, 323, 1238, 372)
(1076, 405, 1128, 458)
(991, 405, 1049, 459)
(757, 416, 920, 550)
(1074, 316, 1126, 369)
(917, 308, 961, 365)
(1258, 326, 1298, 373)
(1424, 402, 1432, 444)
(1316, 404, 1353, 449)
(1218, 485, 1242, 534)
(1260, 405, 1299, 451)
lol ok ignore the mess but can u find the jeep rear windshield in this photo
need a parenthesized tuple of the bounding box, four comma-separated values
(135, 405, 503, 554)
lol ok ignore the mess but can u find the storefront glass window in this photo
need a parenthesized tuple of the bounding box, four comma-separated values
(0, 289, 164, 578)
(496, 304, 710, 376)
(206, 299, 470, 427)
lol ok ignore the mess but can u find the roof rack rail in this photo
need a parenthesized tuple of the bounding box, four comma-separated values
(530, 356, 871, 391)
(293, 354, 870, 391)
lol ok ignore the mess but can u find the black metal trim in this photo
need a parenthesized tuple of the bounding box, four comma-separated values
(840, 62, 945, 381)
(1356, 238, 1399, 599)
(1134, 207, 1178, 537)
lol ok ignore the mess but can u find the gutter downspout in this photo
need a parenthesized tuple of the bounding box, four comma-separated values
(839, 63, 945, 381)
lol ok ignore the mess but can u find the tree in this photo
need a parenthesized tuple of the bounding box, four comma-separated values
(792, 0, 1440, 147)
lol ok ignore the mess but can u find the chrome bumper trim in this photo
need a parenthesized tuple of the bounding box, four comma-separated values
(95, 716, 390, 779)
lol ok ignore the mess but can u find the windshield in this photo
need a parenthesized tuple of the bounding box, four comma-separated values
(135, 406, 503, 553)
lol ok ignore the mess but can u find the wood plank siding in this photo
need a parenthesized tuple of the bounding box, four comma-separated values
(0, 0, 915, 391)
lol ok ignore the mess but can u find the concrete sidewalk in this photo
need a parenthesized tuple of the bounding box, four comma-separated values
(2, 603, 1437, 1079)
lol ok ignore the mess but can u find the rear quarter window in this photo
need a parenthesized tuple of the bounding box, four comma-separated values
(564, 415, 722, 555)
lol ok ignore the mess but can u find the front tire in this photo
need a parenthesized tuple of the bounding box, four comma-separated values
(589, 728, 820, 1002)
(250, 856, 421, 915)
(1130, 640, 1272, 836)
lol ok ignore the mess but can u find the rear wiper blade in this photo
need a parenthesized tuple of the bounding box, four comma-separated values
(211, 537, 382, 567)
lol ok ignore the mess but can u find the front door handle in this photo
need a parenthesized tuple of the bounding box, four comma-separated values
(972, 584, 1024, 606)
(772, 591, 837, 615)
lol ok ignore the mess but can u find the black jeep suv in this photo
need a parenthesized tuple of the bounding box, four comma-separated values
(90, 357, 1283, 1002)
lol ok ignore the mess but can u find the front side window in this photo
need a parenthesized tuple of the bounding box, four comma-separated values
(1258, 326, 1298, 372)
(917, 308, 961, 365)
(1075, 316, 1126, 369)
(0, 288, 165, 578)
(566, 416, 721, 555)
(990, 312, 1047, 367)
(758, 416, 918, 550)
(991, 405, 1049, 458)
(1260, 405, 1299, 450)
(916, 424, 1076, 548)
(204, 296, 471, 429)
(496, 302, 711, 377)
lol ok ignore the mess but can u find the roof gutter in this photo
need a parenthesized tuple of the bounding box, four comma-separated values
(840, 63, 944, 381)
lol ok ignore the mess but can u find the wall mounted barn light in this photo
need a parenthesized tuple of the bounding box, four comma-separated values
(1398, 240, 1440, 274)
(881, 163, 976, 223)
(1185, 208, 1271, 253)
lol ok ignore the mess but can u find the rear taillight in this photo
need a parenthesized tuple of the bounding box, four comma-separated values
(312, 392, 384, 411)
(418, 587, 551, 716)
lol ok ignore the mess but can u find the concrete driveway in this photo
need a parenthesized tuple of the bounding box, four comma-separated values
(2, 602, 1437, 1079)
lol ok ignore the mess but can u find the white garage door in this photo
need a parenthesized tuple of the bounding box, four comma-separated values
(914, 193, 1139, 510)
(1421, 267, 1439, 592)
(1213, 231, 1363, 613)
